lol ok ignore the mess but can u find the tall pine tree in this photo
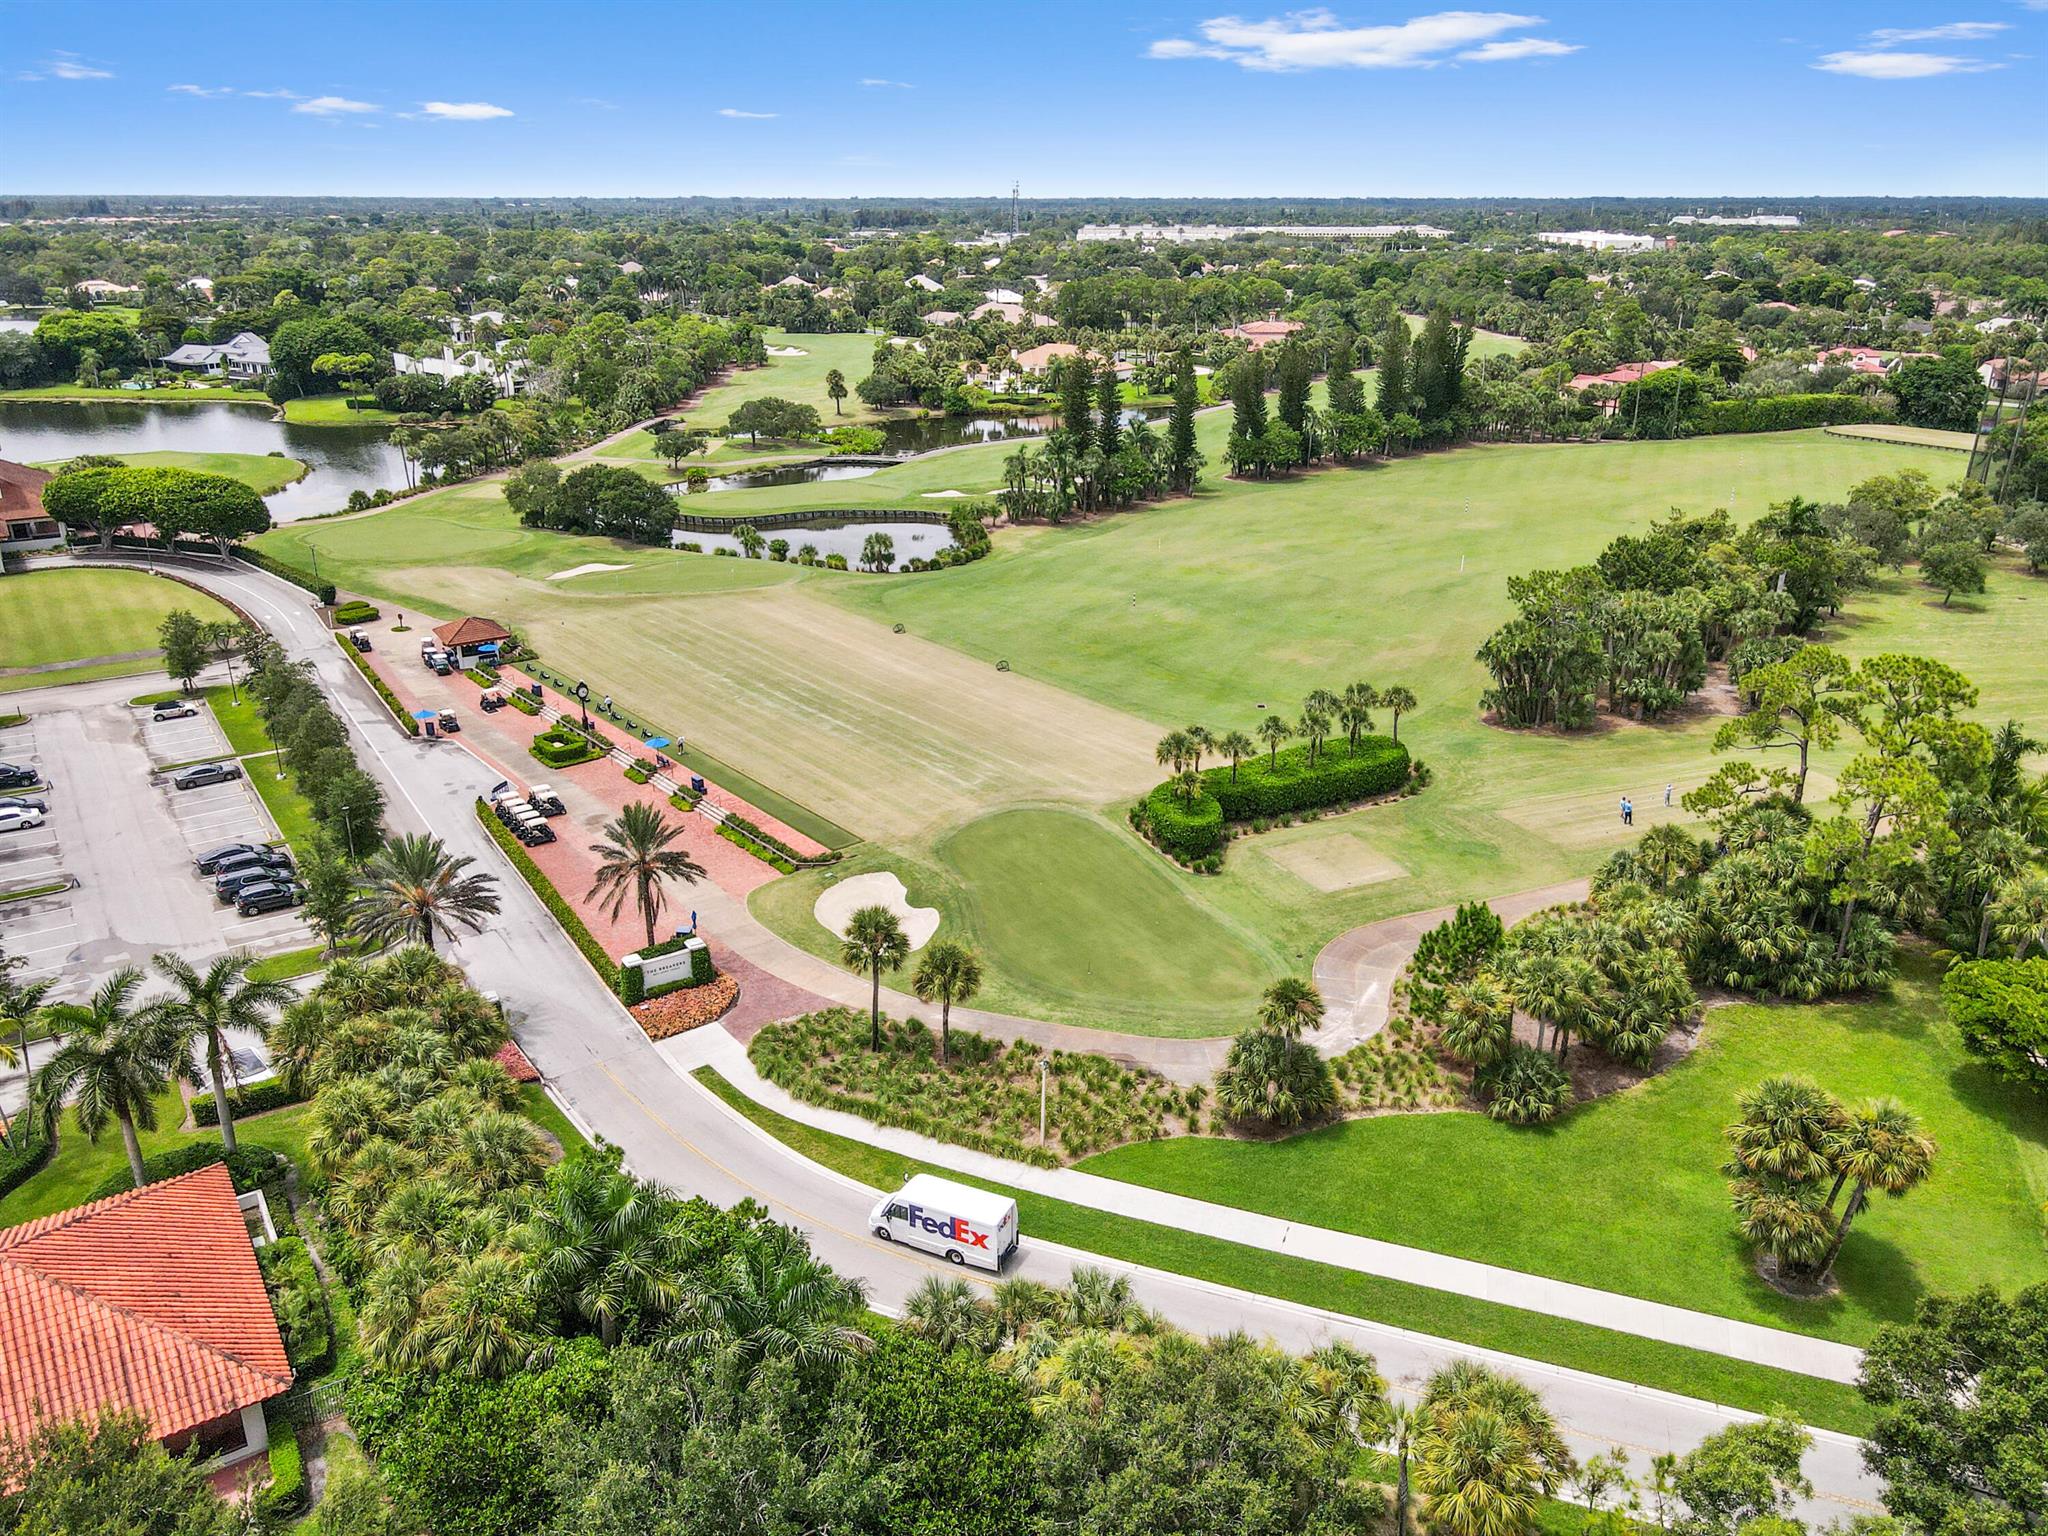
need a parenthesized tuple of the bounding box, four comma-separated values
(1375, 314, 1409, 422)
(1230, 351, 1269, 439)
(1275, 341, 1312, 435)
(1097, 360, 1123, 457)
(1167, 351, 1203, 493)
(1326, 334, 1365, 420)
(1059, 358, 1094, 436)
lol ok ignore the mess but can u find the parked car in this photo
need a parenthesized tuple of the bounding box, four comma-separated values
(0, 795, 48, 815)
(214, 849, 294, 883)
(437, 709, 460, 734)
(235, 880, 304, 916)
(195, 840, 263, 875)
(429, 654, 453, 676)
(216, 864, 286, 903)
(349, 629, 372, 652)
(0, 763, 39, 790)
(527, 785, 566, 817)
(0, 807, 44, 833)
(151, 702, 199, 722)
(172, 762, 242, 790)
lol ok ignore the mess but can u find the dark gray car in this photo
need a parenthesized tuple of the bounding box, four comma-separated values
(195, 840, 264, 875)
(173, 762, 242, 790)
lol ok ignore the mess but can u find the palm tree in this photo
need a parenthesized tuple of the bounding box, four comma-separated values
(912, 940, 982, 1066)
(1813, 1099, 1934, 1281)
(665, 1237, 870, 1381)
(1341, 681, 1378, 750)
(1257, 976, 1324, 1040)
(1184, 725, 1214, 773)
(1415, 1407, 1548, 1536)
(1961, 827, 2032, 956)
(734, 523, 765, 559)
(1299, 708, 1332, 767)
(421, 1251, 538, 1380)
(586, 803, 706, 950)
(1379, 685, 1418, 743)
(1258, 714, 1291, 768)
(147, 952, 296, 1154)
(825, 368, 847, 415)
(352, 834, 501, 952)
(522, 1157, 686, 1346)
(1384, 1401, 1421, 1536)
(1635, 823, 1701, 893)
(0, 972, 53, 1150)
(904, 1275, 991, 1354)
(1171, 767, 1204, 807)
(1155, 729, 1194, 775)
(1991, 871, 2048, 957)
(839, 905, 909, 1051)
(28, 970, 183, 1189)
(1217, 730, 1254, 783)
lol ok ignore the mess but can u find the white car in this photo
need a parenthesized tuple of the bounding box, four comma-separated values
(0, 806, 45, 833)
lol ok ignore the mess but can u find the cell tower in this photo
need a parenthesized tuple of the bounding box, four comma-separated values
(1011, 180, 1020, 236)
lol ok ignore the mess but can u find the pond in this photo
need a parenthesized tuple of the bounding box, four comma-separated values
(675, 462, 881, 494)
(0, 398, 408, 523)
(672, 516, 956, 565)
(871, 406, 1166, 455)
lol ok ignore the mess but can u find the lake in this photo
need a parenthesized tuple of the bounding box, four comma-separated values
(680, 462, 881, 494)
(673, 516, 956, 564)
(0, 399, 408, 522)
(872, 406, 1166, 455)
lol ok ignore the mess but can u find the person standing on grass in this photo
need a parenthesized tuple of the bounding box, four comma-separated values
(1664, 783, 1673, 808)
(1623, 797, 1633, 826)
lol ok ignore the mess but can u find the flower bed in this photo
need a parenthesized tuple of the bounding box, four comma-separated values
(749, 1007, 1202, 1164)
(633, 974, 740, 1040)
(530, 724, 607, 769)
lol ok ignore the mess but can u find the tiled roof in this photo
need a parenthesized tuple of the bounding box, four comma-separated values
(0, 1165, 292, 1445)
(432, 615, 512, 647)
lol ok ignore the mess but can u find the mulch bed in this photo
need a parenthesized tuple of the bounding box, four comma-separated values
(632, 974, 740, 1040)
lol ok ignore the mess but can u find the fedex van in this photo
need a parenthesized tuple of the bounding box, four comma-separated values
(870, 1174, 1018, 1272)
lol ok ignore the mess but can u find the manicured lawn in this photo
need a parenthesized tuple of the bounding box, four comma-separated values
(204, 682, 275, 755)
(693, 1066, 1868, 1433)
(0, 656, 168, 694)
(0, 1086, 314, 1225)
(687, 329, 892, 428)
(31, 449, 308, 494)
(0, 383, 270, 405)
(278, 394, 402, 426)
(1083, 955, 2048, 1348)
(0, 567, 234, 669)
(246, 756, 321, 858)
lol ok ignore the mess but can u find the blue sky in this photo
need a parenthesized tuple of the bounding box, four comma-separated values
(5, 0, 2045, 197)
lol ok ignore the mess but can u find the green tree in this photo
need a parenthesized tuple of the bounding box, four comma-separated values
(146, 951, 295, 1154)
(521, 1152, 686, 1346)
(1414, 1361, 1572, 1536)
(1378, 684, 1417, 743)
(1722, 1075, 1843, 1277)
(0, 1411, 240, 1536)
(1058, 357, 1095, 435)
(1890, 355, 1985, 432)
(1166, 350, 1204, 493)
(1258, 713, 1292, 767)
(1714, 646, 1856, 803)
(860, 530, 896, 571)
(666, 1237, 870, 1382)
(912, 939, 982, 1066)
(824, 367, 847, 416)
(1919, 541, 1985, 605)
(586, 802, 705, 950)
(352, 833, 502, 952)
(1666, 1414, 1813, 1536)
(1097, 359, 1123, 458)
(1814, 1099, 1935, 1282)
(1376, 312, 1411, 421)
(1214, 1024, 1336, 1127)
(838, 904, 910, 1051)
(28, 969, 182, 1188)
(1217, 729, 1254, 782)
(1257, 975, 1324, 1040)
(157, 608, 209, 693)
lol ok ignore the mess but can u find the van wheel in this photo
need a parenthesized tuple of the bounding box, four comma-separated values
(873, 1225, 891, 1242)
(945, 1249, 965, 1266)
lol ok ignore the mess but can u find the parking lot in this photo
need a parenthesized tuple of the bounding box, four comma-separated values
(0, 678, 310, 999)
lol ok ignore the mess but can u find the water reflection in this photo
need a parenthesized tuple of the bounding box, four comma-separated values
(672, 516, 955, 565)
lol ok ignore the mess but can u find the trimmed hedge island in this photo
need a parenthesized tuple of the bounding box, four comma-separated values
(529, 723, 607, 769)
(1133, 734, 1411, 866)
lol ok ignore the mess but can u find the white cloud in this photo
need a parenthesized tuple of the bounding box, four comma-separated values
(293, 95, 378, 115)
(1814, 48, 2003, 76)
(243, 88, 303, 99)
(860, 77, 913, 87)
(47, 53, 113, 80)
(718, 107, 778, 118)
(1867, 21, 2008, 42)
(420, 100, 513, 119)
(1146, 9, 1576, 70)
(1458, 36, 1578, 60)
(168, 83, 236, 97)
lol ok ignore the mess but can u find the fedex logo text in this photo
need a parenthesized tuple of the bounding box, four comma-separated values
(904, 1204, 990, 1249)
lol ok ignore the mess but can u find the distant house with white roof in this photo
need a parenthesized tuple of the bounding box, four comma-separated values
(160, 331, 272, 382)
(906, 273, 944, 293)
(618, 260, 645, 275)
(75, 278, 141, 304)
(180, 276, 215, 299)
(985, 287, 1024, 306)
(392, 346, 525, 395)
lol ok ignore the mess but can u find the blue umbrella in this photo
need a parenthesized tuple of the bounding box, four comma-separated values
(412, 709, 438, 720)
(643, 736, 672, 749)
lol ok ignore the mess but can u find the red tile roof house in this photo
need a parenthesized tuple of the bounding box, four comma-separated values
(1220, 318, 1303, 349)
(432, 614, 514, 670)
(0, 1165, 292, 1477)
(0, 459, 65, 566)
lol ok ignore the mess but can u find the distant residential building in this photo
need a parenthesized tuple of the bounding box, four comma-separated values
(73, 277, 141, 303)
(180, 276, 215, 299)
(160, 330, 272, 382)
(985, 287, 1025, 306)
(1011, 342, 1085, 374)
(1976, 316, 2018, 334)
(1538, 230, 1658, 252)
(1567, 360, 1680, 391)
(1076, 223, 1451, 243)
(618, 259, 644, 275)
(0, 1165, 293, 1470)
(391, 346, 524, 395)
(921, 309, 963, 327)
(1668, 213, 1801, 228)
(1220, 317, 1303, 349)
(1811, 345, 1936, 376)
(1981, 358, 2044, 393)
(0, 459, 63, 565)
(772, 274, 813, 290)
(906, 273, 944, 292)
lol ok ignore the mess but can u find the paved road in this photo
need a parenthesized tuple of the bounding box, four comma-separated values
(44, 554, 1884, 1522)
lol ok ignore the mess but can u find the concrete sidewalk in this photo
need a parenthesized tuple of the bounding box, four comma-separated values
(663, 1025, 1865, 1387)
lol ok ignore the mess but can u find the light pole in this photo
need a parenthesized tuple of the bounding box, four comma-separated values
(1039, 1055, 1050, 1146)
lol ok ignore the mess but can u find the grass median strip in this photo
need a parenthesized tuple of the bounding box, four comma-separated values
(693, 1065, 1871, 1436)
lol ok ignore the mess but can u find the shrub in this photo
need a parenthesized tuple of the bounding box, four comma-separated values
(717, 819, 796, 872)
(1213, 1028, 1337, 1128)
(86, 1141, 284, 1203)
(0, 1120, 53, 1200)
(1697, 394, 1890, 435)
(256, 1421, 306, 1521)
(721, 811, 836, 868)
(1477, 1045, 1574, 1125)
(332, 600, 381, 625)
(1942, 956, 2048, 1089)
(617, 932, 714, 1004)
(1134, 782, 1225, 859)
(474, 797, 619, 987)
(623, 763, 651, 785)
(258, 1236, 332, 1369)
(506, 690, 540, 716)
(191, 1078, 305, 1126)
(339, 633, 418, 735)
(530, 725, 606, 768)
(1205, 736, 1409, 820)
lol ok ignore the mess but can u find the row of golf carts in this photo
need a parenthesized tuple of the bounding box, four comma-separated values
(488, 780, 566, 845)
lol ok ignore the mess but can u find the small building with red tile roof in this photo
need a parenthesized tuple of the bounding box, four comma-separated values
(0, 1164, 292, 1468)
(1220, 318, 1303, 349)
(431, 615, 513, 669)
(0, 459, 64, 567)
(1566, 360, 1680, 392)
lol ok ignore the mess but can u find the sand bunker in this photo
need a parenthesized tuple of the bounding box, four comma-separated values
(814, 871, 940, 950)
(548, 563, 633, 581)
(920, 489, 969, 498)
(765, 345, 809, 357)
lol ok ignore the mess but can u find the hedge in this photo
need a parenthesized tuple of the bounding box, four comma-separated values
(723, 811, 839, 868)
(257, 1422, 306, 1520)
(474, 797, 619, 988)
(1204, 736, 1409, 820)
(332, 599, 381, 625)
(86, 1142, 284, 1203)
(1696, 394, 1890, 435)
(623, 763, 651, 785)
(618, 933, 715, 1004)
(339, 634, 418, 735)
(236, 546, 336, 606)
(507, 690, 540, 716)
(191, 1078, 306, 1126)
(716, 819, 797, 873)
(1136, 782, 1225, 859)
(530, 725, 606, 769)
(0, 1122, 54, 1201)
